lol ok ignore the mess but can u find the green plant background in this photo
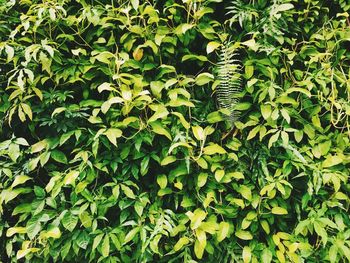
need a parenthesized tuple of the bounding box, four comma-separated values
(0, 0, 350, 262)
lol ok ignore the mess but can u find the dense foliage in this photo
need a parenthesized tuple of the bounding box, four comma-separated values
(1, 0, 350, 262)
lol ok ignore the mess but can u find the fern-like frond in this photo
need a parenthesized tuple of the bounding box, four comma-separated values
(216, 42, 242, 123)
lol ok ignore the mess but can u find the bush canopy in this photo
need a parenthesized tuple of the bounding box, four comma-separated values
(0, 0, 350, 262)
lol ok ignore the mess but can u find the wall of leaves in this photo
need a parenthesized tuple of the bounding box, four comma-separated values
(0, 0, 350, 262)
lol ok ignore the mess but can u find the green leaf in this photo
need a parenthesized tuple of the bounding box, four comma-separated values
(121, 184, 136, 199)
(79, 211, 92, 228)
(271, 207, 288, 215)
(242, 246, 252, 263)
(187, 209, 207, 230)
(194, 239, 205, 259)
(206, 41, 221, 54)
(242, 38, 259, 51)
(217, 222, 230, 242)
(92, 233, 104, 251)
(51, 150, 67, 164)
(42, 226, 61, 239)
(235, 230, 253, 240)
(215, 169, 225, 182)
(197, 173, 208, 188)
(11, 175, 32, 188)
(101, 234, 110, 257)
(63, 170, 79, 185)
(207, 111, 225, 123)
(5, 45, 14, 62)
(161, 156, 176, 166)
(261, 220, 270, 234)
(174, 237, 189, 252)
(140, 156, 150, 176)
(131, 0, 139, 10)
(157, 174, 167, 189)
(150, 122, 172, 140)
(123, 227, 139, 245)
(17, 248, 40, 260)
(275, 3, 294, 13)
(262, 249, 272, 263)
(31, 140, 47, 153)
(195, 73, 214, 86)
(150, 235, 162, 254)
(97, 82, 114, 93)
(8, 143, 20, 162)
(261, 104, 272, 120)
(26, 216, 41, 240)
(323, 155, 343, 168)
(148, 105, 169, 123)
(238, 185, 252, 201)
(314, 221, 327, 245)
(182, 54, 208, 62)
(245, 65, 254, 79)
(6, 227, 26, 237)
(247, 126, 260, 140)
(192, 126, 205, 141)
(105, 128, 123, 146)
(62, 212, 78, 232)
(203, 144, 226, 155)
(329, 245, 338, 263)
(268, 131, 280, 148)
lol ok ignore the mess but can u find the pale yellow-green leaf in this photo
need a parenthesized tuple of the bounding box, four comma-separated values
(161, 156, 176, 166)
(195, 73, 214, 86)
(276, 250, 286, 263)
(261, 104, 272, 120)
(5, 44, 14, 62)
(17, 248, 40, 260)
(194, 239, 205, 259)
(79, 211, 92, 228)
(322, 155, 343, 168)
(245, 65, 254, 79)
(242, 38, 259, 51)
(197, 173, 208, 188)
(157, 174, 167, 189)
(63, 170, 79, 185)
(203, 144, 226, 155)
(6, 227, 26, 237)
(195, 228, 206, 247)
(235, 230, 253, 240)
(239, 185, 252, 201)
(187, 209, 207, 230)
(150, 122, 172, 140)
(271, 207, 288, 215)
(261, 220, 270, 234)
(11, 175, 32, 188)
(268, 131, 280, 148)
(174, 237, 190, 252)
(31, 140, 47, 153)
(247, 126, 260, 140)
(97, 82, 114, 93)
(242, 246, 252, 263)
(206, 41, 221, 54)
(123, 227, 139, 245)
(148, 105, 169, 123)
(105, 128, 123, 146)
(41, 227, 61, 239)
(227, 172, 244, 180)
(215, 169, 225, 182)
(192, 126, 205, 141)
(101, 234, 110, 257)
(217, 222, 230, 242)
(121, 184, 136, 199)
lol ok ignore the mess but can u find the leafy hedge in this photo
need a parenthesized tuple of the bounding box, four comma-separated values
(1, 0, 350, 262)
